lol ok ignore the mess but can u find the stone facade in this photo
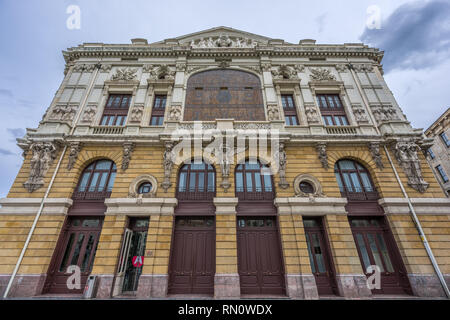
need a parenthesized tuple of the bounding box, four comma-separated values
(1, 27, 449, 299)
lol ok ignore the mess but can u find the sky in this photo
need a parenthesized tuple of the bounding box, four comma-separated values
(0, 0, 449, 198)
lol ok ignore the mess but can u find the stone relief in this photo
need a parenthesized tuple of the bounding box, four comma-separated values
(352, 63, 373, 73)
(190, 35, 258, 48)
(352, 104, 369, 123)
(372, 105, 400, 123)
(393, 141, 429, 193)
(146, 64, 175, 80)
(293, 174, 325, 199)
(48, 104, 78, 122)
(111, 67, 138, 81)
(100, 64, 112, 73)
(168, 105, 182, 121)
(129, 104, 144, 123)
(261, 62, 272, 72)
(162, 142, 175, 192)
(368, 142, 384, 170)
(309, 68, 336, 81)
(81, 105, 97, 123)
(219, 142, 232, 192)
(335, 64, 348, 73)
(305, 105, 320, 123)
(128, 174, 158, 198)
(23, 142, 58, 192)
(277, 142, 289, 189)
(234, 123, 271, 130)
(121, 142, 134, 171)
(67, 142, 81, 171)
(271, 65, 298, 80)
(316, 142, 328, 169)
(267, 104, 280, 121)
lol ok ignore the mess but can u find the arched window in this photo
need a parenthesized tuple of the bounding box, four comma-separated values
(177, 161, 215, 200)
(73, 160, 117, 200)
(235, 160, 274, 200)
(334, 159, 378, 201)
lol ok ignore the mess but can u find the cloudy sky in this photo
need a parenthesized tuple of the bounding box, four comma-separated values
(0, 0, 449, 198)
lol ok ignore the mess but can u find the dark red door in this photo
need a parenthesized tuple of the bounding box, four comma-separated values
(237, 217, 285, 295)
(349, 217, 412, 295)
(303, 217, 338, 296)
(43, 217, 103, 294)
(168, 217, 215, 295)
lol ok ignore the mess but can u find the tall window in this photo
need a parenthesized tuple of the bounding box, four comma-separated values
(235, 160, 274, 201)
(440, 132, 450, 147)
(150, 95, 167, 126)
(101, 94, 131, 126)
(281, 94, 299, 126)
(334, 159, 378, 201)
(316, 94, 349, 126)
(428, 148, 435, 159)
(73, 160, 117, 200)
(436, 165, 449, 183)
(177, 161, 215, 200)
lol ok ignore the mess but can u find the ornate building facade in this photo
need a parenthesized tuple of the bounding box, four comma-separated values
(0, 27, 449, 299)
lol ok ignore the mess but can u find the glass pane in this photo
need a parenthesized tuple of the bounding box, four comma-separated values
(107, 97, 113, 107)
(150, 117, 157, 125)
(197, 172, 205, 192)
(138, 183, 152, 194)
(246, 172, 253, 192)
(326, 116, 333, 125)
(254, 172, 262, 192)
(335, 116, 342, 126)
(376, 234, 394, 272)
(179, 172, 186, 192)
(108, 116, 114, 126)
(82, 219, 100, 227)
(334, 96, 342, 107)
(327, 96, 335, 108)
(70, 233, 85, 267)
(335, 172, 344, 192)
(341, 116, 349, 125)
(107, 172, 116, 192)
(113, 96, 121, 107)
(367, 234, 385, 272)
(263, 174, 272, 192)
(207, 172, 215, 192)
(312, 233, 326, 273)
(355, 233, 371, 271)
(291, 116, 298, 125)
(101, 116, 108, 125)
(238, 219, 245, 228)
(96, 160, 112, 170)
(339, 160, 356, 170)
(320, 96, 327, 107)
(342, 173, 353, 192)
(97, 172, 108, 192)
(189, 172, 196, 192)
(88, 172, 100, 192)
(59, 233, 75, 272)
(285, 116, 290, 125)
(157, 117, 164, 125)
(121, 96, 129, 108)
(78, 172, 91, 192)
(81, 234, 95, 272)
(191, 163, 205, 170)
(360, 172, 373, 192)
(350, 172, 362, 192)
(305, 233, 316, 273)
(236, 172, 243, 192)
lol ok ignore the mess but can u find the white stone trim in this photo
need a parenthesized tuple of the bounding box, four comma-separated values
(379, 197, 450, 215)
(0, 198, 73, 216)
(128, 174, 158, 198)
(104, 198, 177, 216)
(274, 197, 347, 215)
(213, 197, 239, 214)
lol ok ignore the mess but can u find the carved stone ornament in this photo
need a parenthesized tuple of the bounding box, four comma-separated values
(393, 141, 429, 193)
(130, 105, 144, 123)
(162, 142, 175, 192)
(352, 64, 373, 73)
(121, 142, 134, 171)
(305, 105, 320, 123)
(48, 104, 78, 122)
(372, 105, 400, 123)
(128, 174, 158, 198)
(352, 104, 369, 123)
(81, 105, 97, 123)
(261, 62, 272, 72)
(111, 67, 138, 81)
(293, 174, 325, 198)
(219, 142, 232, 192)
(267, 104, 280, 121)
(23, 142, 58, 192)
(277, 142, 289, 189)
(190, 35, 258, 48)
(67, 142, 81, 171)
(309, 68, 336, 81)
(168, 105, 182, 121)
(217, 59, 231, 69)
(146, 64, 175, 81)
(271, 65, 298, 80)
(316, 142, 328, 170)
(368, 142, 384, 170)
(100, 64, 112, 73)
(335, 64, 348, 73)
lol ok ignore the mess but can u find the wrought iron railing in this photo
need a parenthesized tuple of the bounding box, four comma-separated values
(72, 191, 112, 201)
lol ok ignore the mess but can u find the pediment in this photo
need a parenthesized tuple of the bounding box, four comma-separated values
(152, 26, 287, 47)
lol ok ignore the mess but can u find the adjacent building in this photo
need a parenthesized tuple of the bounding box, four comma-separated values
(0, 27, 449, 299)
(425, 108, 450, 197)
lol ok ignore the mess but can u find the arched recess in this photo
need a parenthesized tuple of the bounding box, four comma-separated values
(184, 69, 266, 121)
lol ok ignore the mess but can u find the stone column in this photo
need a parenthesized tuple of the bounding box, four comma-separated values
(213, 197, 240, 299)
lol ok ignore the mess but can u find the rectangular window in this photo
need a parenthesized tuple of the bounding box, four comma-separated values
(440, 132, 450, 147)
(281, 94, 299, 126)
(428, 148, 435, 159)
(436, 165, 449, 183)
(101, 94, 131, 126)
(150, 95, 167, 126)
(316, 94, 349, 126)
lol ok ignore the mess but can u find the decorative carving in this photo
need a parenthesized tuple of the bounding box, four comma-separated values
(372, 105, 400, 123)
(129, 105, 144, 123)
(81, 105, 97, 123)
(186, 65, 204, 74)
(305, 105, 320, 123)
(217, 59, 231, 69)
(368, 142, 384, 170)
(267, 104, 280, 121)
(352, 64, 373, 73)
(309, 68, 336, 81)
(111, 67, 138, 81)
(335, 64, 348, 72)
(146, 64, 175, 80)
(352, 104, 369, 123)
(121, 142, 134, 171)
(393, 141, 429, 193)
(100, 64, 112, 72)
(219, 142, 232, 192)
(293, 174, 325, 198)
(48, 104, 78, 122)
(240, 65, 261, 74)
(128, 174, 158, 198)
(176, 62, 186, 72)
(67, 142, 81, 171)
(271, 65, 298, 80)
(168, 105, 182, 121)
(261, 62, 272, 72)
(234, 123, 271, 130)
(190, 35, 258, 48)
(277, 142, 289, 189)
(162, 142, 175, 192)
(294, 64, 305, 73)
(23, 142, 58, 192)
(316, 142, 328, 169)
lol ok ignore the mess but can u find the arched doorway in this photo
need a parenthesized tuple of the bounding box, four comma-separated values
(334, 159, 412, 295)
(168, 161, 216, 295)
(235, 160, 286, 295)
(43, 160, 117, 294)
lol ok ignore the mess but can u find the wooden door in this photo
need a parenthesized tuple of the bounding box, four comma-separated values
(237, 217, 285, 295)
(168, 217, 215, 295)
(43, 217, 103, 294)
(349, 217, 412, 295)
(303, 217, 338, 296)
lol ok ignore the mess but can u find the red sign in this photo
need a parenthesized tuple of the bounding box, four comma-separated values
(132, 256, 144, 267)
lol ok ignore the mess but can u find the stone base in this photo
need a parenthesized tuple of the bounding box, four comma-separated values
(94, 274, 114, 299)
(214, 273, 240, 299)
(285, 274, 319, 299)
(335, 274, 372, 298)
(0, 274, 47, 298)
(408, 273, 450, 297)
(136, 274, 168, 298)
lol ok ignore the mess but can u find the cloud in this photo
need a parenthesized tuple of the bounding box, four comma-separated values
(0, 148, 15, 156)
(359, 0, 450, 73)
(7, 128, 25, 138)
(0, 89, 13, 98)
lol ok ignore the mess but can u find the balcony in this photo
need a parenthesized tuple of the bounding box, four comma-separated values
(326, 126, 358, 135)
(92, 126, 124, 135)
